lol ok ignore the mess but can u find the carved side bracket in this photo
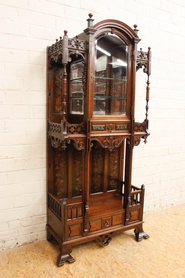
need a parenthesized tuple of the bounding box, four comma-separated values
(136, 47, 151, 74)
(48, 120, 86, 150)
(48, 120, 66, 148)
(68, 138, 85, 151)
(134, 120, 150, 145)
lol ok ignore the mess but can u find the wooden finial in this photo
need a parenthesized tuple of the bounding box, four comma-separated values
(134, 24, 139, 34)
(87, 13, 94, 27)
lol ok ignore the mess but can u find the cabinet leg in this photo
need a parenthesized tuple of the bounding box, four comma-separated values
(57, 253, 75, 267)
(57, 245, 75, 267)
(134, 224, 149, 242)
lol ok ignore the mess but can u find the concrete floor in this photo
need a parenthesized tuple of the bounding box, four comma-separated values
(0, 203, 185, 278)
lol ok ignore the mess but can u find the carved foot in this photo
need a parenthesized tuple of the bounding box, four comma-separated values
(134, 227, 149, 242)
(57, 253, 75, 267)
(98, 233, 112, 246)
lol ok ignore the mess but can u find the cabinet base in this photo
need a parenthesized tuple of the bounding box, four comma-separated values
(47, 226, 149, 266)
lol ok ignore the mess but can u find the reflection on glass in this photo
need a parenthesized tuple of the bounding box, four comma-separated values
(70, 60, 84, 114)
(94, 33, 128, 116)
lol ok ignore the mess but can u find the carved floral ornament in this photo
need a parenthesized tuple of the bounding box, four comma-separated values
(89, 136, 129, 152)
(48, 31, 86, 64)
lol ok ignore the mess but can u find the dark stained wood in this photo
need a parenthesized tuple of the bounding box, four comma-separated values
(46, 14, 151, 266)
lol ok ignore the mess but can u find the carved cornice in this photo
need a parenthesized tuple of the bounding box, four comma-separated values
(48, 35, 86, 64)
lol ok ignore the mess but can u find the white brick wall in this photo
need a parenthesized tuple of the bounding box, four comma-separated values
(0, 0, 185, 250)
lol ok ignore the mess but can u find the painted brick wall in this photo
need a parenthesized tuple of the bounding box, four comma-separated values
(0, 0, 185, 250)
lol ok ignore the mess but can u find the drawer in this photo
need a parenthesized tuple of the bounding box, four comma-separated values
(89, 218, 102, 232)
(112, 213, 124, 226)
(66, 220, 82, 239)
(89, 213, 124, 233)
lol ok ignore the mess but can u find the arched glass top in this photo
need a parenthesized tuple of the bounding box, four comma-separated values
(93, 33, 128, 116)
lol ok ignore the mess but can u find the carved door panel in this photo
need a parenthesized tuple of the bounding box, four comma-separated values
(53, 144, 84, 199)
(90, 141, 121, 194)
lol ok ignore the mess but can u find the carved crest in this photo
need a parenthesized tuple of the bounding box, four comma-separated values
(90, 136, 127, 151)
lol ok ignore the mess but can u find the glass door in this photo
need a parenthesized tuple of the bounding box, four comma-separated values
(93, 33, 128, 116)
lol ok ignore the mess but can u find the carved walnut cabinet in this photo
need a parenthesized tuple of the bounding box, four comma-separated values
(47, 14, 151, 266)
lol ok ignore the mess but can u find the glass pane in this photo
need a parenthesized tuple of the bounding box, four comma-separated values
(93, 34, 128, 116)
(70, 60, 84, 114)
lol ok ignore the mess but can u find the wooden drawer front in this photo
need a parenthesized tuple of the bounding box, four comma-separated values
(89, 213, 124, 233)
(112, 213, 124, 226)
(66, 222, 82, 239)
(89, 218, 102, 232)
(129, 209, 140, 222)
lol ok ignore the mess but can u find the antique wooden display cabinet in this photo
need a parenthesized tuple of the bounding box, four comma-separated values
(47, 14, 151, 266)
